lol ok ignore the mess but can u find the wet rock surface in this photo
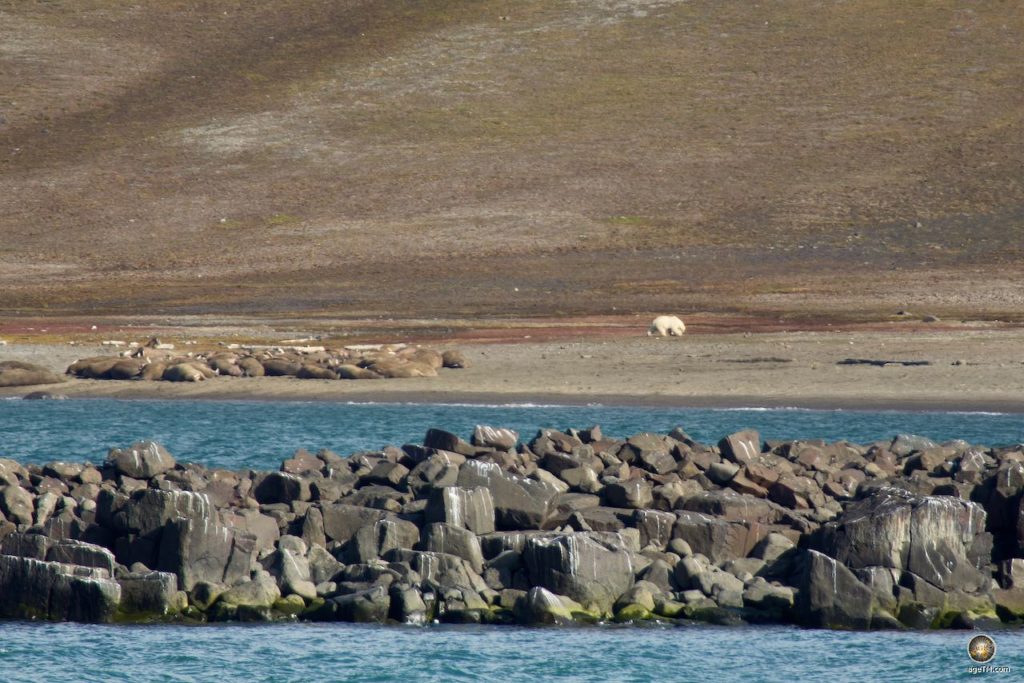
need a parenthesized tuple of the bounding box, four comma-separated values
(0, 426, 1022, 629)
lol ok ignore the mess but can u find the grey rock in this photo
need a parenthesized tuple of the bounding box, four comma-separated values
(634, 509, 676, 550)
(406, 454, 462, 496)
(106, 441, 176, 479)
(719, 430, 761, 464)
(0, 554, 121, 622)
(308, 544, 344, 585)
(47, 539, 115, 575)
(638, 559, 676, 594)
(34, 491, 60, 527)
(424, 523, 485, 573)
(424, 486, 496, 535)
(0, 485, 34, 526)
(519, 586, 579, 625)
(681, 490, 783, 525)
(479, 531, 562, 559)
(792, 549, 876, 629)
(217, 570, 281, 608)
(424, 429, 477, 456)
(390, 583, 430, 624)
(523, 532, 636, 616)
(742, 578, 794, 617)
(751, 532, 796, 562)
(384, 548, 487, 595)
(623, 433, 676, 475)
(320, 504, 389, 544)
(0, 532, 51, 559)
(157, 517, 257, 591)
(812, 489, 988, 593)
(472, 426, 519, 450)
(458, 460, 559, 530)
(707, 461, 740, 485)
(253, 472, 310, 505)
(672, 512, 765, 565)
(224, 509, 280, 553)
(275, 548, 317, 600)
(345, 517, 420, 564)
(602, 479, 653, 509)
(890, 435, 939, 458)
(122, 489, 215, 537)
(300, 506, 327, 549)
(118, 570, 182, 616)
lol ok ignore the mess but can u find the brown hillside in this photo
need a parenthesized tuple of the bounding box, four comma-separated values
(1, 0, 1022, 320)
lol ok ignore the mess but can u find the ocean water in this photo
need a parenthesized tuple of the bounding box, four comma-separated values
(0, 398, 1021, 469)
(0, 621, 1020, 682)
(1, 399, 1023, 680)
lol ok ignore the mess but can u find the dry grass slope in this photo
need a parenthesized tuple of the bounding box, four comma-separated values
(1, 0, 1022, 320)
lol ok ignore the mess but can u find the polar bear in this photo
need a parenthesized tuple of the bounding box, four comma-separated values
(648, 315, 686, 337)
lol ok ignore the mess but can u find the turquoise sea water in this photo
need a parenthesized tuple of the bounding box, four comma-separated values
(0, 398, 1021, 469)
(0, 621, 1020, 682)
(1, 399, 1023, 681)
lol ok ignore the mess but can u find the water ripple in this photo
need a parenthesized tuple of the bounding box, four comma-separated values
(0, 399, 1021, 468)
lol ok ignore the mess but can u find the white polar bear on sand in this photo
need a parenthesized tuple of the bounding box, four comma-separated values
(648, 315, 686, 337)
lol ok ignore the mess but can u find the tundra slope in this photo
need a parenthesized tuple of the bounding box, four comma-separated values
(1, 1, 1022, 320)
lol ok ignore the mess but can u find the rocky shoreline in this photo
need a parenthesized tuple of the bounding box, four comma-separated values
(1, 425, 1023, 629)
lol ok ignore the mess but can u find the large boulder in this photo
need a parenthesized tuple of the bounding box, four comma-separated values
(634, 509, 676, 550)
(424, 428, 477, 456)
(121, 489, 215, 537)
(343, 517, 420, 564)
(253, 472, 310, 505)
(472, 426, 519, 450)
(384, 548, 488, 595)
(223, 509, 281, 553)
(719, 430, 761, 465)
(791, 549, 878, 629)
(0, 484, 34, 526)
(424, 486, 496, 535)
(113, 489, 218, 568)
(271, 547, 317, 600)
(516, 586, 597, 625)
(215, 571, 281, 610)
(0, 532, 50, 559)
(406, 454, 462, 495)
(621, 433, 676, 475)
(47, 539, 116, 575)
(457, 460, 559, 530)
(681, 490, 783, 525)
(157, 517, 257, 591)
(106, 441, 177, 479)
(603, 480, 653, 509)
(118, 570, 184, 617)
(423, 523, 485, 573)
(522, 532, 636, 616)
(320, 504, 389, 544)
(0, 554, 121, 622)
(672, 512, 767, 565)
(812, 489, 989, 593)
(326, 585, 390, 623)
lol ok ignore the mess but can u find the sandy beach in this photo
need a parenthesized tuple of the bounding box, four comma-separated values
(3, 321, 1023, 412)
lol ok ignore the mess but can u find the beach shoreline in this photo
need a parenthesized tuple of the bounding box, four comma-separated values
(5, 385, 1024, 415)
(3, 321, 1024, 413)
